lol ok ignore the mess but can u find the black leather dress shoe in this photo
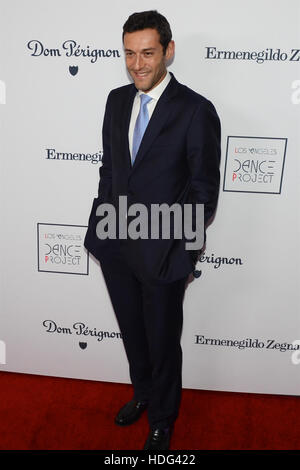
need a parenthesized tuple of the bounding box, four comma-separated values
(115, 399, 148, 426)
(143, 427, 172, 450)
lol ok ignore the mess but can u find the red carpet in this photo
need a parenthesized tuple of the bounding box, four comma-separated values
(0, 371, 299, 450)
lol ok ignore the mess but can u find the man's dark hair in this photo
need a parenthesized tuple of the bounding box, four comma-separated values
(122, 10, 172, 54)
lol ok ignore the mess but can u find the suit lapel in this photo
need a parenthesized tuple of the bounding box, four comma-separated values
(120, 84, 136, 170)
(129, 74, 179, 174)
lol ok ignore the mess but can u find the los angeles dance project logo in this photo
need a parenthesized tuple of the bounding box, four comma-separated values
(223, 136, 287, 194)
(37, 223, 88, 275)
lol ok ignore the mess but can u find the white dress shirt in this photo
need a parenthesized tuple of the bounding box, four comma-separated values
(128, 71, 171, 158)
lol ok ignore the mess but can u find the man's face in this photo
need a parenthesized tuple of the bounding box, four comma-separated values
(124, 28, 174, 92)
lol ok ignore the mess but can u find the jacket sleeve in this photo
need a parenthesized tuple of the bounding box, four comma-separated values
(185, 99, 221, 259)
(97, 91, 113, 202)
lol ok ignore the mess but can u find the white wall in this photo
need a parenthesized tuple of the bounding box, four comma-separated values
(0, 0, 299, 395)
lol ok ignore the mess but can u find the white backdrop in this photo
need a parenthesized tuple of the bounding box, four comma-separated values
(0, 0, 299, 395)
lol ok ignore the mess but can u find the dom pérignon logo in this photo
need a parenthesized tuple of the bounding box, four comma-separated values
(69, 66, 78, 76)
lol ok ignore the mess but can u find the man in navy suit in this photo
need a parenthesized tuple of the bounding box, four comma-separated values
(84, 10, 221, 450)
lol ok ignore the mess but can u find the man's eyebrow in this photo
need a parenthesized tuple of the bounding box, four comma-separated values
(124, 47, 156, 52)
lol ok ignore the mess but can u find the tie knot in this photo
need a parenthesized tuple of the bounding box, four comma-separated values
(140, 93, 152, 107)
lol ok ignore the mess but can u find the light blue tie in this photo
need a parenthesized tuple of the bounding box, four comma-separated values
(132, 93, 152, 165)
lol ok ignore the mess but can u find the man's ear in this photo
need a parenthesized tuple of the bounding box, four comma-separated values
(165, 40, 175, 62)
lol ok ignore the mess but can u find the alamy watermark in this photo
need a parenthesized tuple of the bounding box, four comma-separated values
(0, 340, 6, 364)
(0, 80, 6, 104)
(291, 340, 300, 365)
(95, 196, 204, 250)
(291, 79, 300, 104)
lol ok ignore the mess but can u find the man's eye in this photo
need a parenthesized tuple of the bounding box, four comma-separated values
(126, 52, 133, 56)
(145, 52, 153, 57)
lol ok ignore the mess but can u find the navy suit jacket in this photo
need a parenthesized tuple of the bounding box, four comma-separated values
(84, 72, 221, 283)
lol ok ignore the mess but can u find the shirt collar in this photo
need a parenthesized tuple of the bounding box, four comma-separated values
(137, 71, 171, 102)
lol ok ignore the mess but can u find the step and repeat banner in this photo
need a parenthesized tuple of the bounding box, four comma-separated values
(0, 0, 299, 395)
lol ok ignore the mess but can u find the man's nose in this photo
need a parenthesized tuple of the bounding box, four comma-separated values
(133, 54, 144, 70)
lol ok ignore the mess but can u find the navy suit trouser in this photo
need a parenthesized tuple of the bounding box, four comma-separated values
(99, 241, 188, 430)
